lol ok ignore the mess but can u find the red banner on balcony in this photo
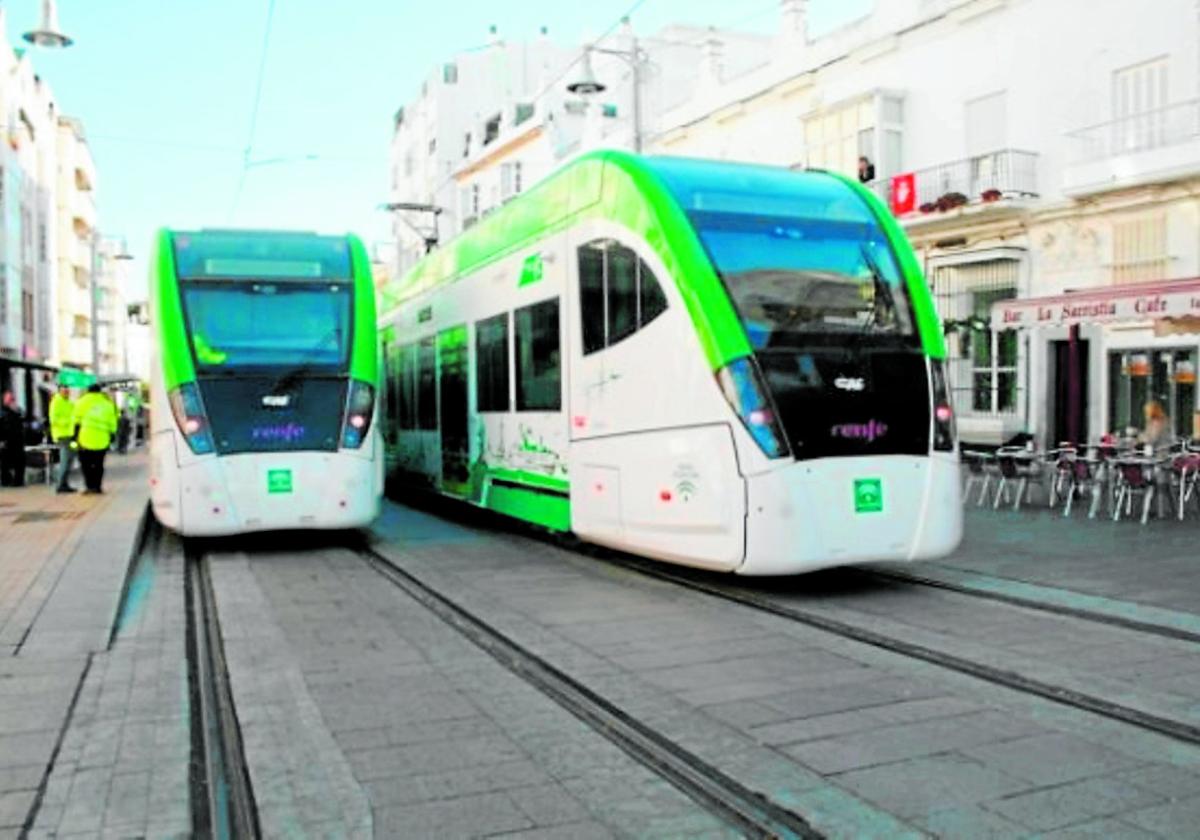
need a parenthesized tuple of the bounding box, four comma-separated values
(890, 172, 916, 215)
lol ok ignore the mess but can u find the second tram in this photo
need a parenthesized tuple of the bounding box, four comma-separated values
(149, 228, 382, 536)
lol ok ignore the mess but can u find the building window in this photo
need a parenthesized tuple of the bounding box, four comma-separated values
(428, 137, 437, 155)
(1112, 213, 1167, 284)
(443, 62, 458, 84)
(1109, 348, 1196, 439)
(804, 97, 875, 180)
(1113, 56, 1169, 153)
(514, 298, 560, 411)
(514, 103, 534, 126)
(500, 162, 523, 201)
(462, 131, 472, 159)
(483, 114, 501, 146)
(932, 259, 1021, 416)
(577, 239, 668, 356)
(417, 336, 437, 429)
(475, 312, 510, 412)
(965, 91, 1007, 158)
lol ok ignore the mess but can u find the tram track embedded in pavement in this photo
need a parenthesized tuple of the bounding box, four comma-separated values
(184, 542, 260, 840)
(857, 565, 1200, 645)
(357, 544, 823, 840)
(598, 552, 1200, 749)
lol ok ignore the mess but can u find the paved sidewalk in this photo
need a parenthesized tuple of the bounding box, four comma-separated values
(885, 503, 1200, 620)
(0, 453, 149, 838)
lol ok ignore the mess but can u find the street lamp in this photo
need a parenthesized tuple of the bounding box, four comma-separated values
(22, 0, 73, 48)
(380, 202, 444, 254)
(90, 235, 133, 375)
(565, 17, 646, 153)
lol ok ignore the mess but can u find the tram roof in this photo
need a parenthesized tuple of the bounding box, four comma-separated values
(384, 151, 944, 366)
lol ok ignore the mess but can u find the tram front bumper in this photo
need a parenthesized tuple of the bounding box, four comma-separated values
(175, 451, 381, 536)
(740, 453, 962, 575)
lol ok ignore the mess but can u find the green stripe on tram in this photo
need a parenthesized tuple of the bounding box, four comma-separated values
(383, 150, 752, 371)
(483, 468, 571, 532)
(154, 228, 196, 392)
(347, 234, 379, 386)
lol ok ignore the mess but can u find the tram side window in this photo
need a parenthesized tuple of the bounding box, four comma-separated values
(515, 298, 561, 411)
(577, 239, 668, 356)
(579, 244, 606, 354)
(417, 337, 437, 429)
(476, 312, 510, 412)
(398, 343, 418, 430)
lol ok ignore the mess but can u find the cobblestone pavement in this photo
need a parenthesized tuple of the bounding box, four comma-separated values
(361, 499, 1200, 838)
(0, 455, 148, 839)
(212, 537, 742, 839)
(904, 504, 1200, 616)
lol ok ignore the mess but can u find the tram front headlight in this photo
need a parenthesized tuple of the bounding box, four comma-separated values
(930, 358, 956, 452)
(716, 357, 790, 460)
(168, 382, 215, 455)
(341, 380, 375, 449)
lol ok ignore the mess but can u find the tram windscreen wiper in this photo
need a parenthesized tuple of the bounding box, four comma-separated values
(268, 326, 344, 393)
(856, 243, 900, 336)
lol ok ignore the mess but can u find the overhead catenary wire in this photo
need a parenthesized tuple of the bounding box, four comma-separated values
(228, 0, 279, 222)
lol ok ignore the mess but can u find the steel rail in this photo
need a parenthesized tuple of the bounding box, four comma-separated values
(184, 545, 260, 839)
(602, 555, 1200, 748)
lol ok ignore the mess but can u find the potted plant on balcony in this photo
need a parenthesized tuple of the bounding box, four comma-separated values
(936, 192, 968, 212)
(981, 188, 1002, 203)
(919, 201, 937, 214)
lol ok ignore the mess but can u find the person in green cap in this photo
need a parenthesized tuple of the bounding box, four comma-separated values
(72, 384, 119, 494)
(49, 384, 77, 493)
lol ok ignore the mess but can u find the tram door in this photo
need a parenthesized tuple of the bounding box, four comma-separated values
(438, 325, 470, 493)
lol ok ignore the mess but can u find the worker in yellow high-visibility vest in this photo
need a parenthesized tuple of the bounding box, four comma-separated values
(72, 384, 118, 494)
(49, 384, 77, 493)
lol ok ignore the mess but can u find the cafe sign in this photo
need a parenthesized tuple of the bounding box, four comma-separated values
(991, 278, 1200, 331)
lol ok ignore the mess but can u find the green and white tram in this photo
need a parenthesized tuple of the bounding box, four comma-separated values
(380, 152, 961, 574)
(149, 229, 382, 536)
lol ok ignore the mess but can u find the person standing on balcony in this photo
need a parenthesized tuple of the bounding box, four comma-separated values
(49, 384, 78, 493)
(858, 156, 876, 183)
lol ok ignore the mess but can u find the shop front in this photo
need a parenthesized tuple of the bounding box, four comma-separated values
(992, 278, 1200, 445)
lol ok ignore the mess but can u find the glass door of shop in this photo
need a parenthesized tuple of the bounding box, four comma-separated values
(1108, 348, 1198, 438)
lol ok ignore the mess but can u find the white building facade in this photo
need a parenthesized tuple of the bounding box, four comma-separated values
(54, 115, 95, 370)
(652, 0, 1200, 446)
(387, 22, 769, 275)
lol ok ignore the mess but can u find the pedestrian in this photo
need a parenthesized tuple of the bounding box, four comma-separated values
(49, 384, 78, 493)
(0, 390, 25, 487)
(72, 384, 118, 494)
(116, 405, 131, 455)
(1141, 400, 1171, 450)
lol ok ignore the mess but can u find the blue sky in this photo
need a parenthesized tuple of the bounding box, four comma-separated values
(8, 0, 870, 300)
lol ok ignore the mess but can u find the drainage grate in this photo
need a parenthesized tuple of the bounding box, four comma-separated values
(13, 511, 86, 524)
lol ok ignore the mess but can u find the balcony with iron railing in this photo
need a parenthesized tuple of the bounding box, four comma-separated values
(1063, 99, 1200, 196)
(868, 149, 1039, 225)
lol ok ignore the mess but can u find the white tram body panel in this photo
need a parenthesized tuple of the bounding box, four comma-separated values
(382, 207, 963, 575)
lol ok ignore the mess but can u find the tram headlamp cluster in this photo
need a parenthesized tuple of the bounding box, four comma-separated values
(168, 382, 215, 455)
(716, 357, 790, 460)
(929, 359, 956, 452)
(341, 380, 376, 449)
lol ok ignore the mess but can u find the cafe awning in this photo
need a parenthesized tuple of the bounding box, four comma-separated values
(991, 277, 1200, 332)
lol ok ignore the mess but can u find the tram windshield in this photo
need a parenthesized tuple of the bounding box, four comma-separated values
(182, 281, 352, 373)
(688, 211, 917, 349)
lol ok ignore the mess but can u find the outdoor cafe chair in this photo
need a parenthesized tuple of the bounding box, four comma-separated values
(1111, 456, 1162, 525)
(962, 450, 994, 506)
(993, 446, 1043, 511)
(1060, 450, 1109, 519)
(1046, 445, 1078, 509)
(1167, 442, 1200, 521)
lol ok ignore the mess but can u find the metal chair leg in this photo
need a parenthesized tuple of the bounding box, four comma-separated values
(1088, 483, 1102, 519)
(1012, 477, 1028, 511)
(976, 476, 991, 507)
(993, 476, 1008, 510)
(1112, 486, 1124, 521)
(1141, 487, 1155, 525)
(1064, 481, 1076, 517)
